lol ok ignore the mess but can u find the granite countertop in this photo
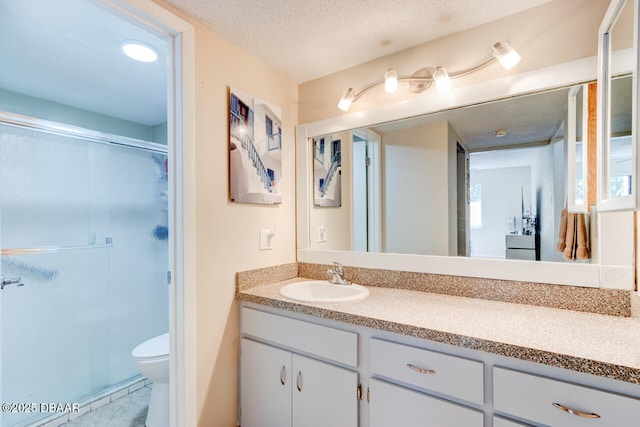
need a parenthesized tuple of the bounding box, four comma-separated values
(238, 277, 640, 384)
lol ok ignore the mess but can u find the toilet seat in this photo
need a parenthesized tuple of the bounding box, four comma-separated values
(132, 333, 169, 360)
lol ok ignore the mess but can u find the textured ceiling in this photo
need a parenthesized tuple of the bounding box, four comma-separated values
(162, 0, 555, 83)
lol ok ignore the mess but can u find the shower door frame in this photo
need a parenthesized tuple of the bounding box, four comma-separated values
(96, 1, 197, 426)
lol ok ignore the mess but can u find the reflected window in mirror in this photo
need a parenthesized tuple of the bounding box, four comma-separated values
(469, 183, 483, 229)
(608, 76, 633, 198)
(567, 84, 588, 212)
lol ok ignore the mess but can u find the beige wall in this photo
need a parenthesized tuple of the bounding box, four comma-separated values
(298, 0, 609, 123)
(154, 2, 298, 426)
(381, 121, 452, 255)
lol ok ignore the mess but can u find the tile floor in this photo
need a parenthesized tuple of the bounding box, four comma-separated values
(62, 386, 150, 427)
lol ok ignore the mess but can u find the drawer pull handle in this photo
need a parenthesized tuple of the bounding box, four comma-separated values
(280, 366, 286, 386)
(552, 403, 601, 419)
(407, 363, 436, 375)
(296, 371, 302, 392)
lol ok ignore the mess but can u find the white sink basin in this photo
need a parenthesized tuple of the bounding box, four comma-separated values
(279, 280, 369, 303)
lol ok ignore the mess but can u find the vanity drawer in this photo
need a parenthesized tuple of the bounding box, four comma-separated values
(370, 338, 484, 405)
(369, 378, 483, 427)
(493, 367, 640, 427)
(241, 307, 357, 367)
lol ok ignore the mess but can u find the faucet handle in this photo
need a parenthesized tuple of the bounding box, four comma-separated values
(332, 261, 343, 272)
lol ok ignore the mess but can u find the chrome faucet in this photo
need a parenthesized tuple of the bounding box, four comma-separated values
(327, 262, 351, 285)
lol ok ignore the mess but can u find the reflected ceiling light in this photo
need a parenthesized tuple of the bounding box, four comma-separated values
(384, 69, 398, 93)
(121, 40, 158, 63)
(337, 41, 521, 111)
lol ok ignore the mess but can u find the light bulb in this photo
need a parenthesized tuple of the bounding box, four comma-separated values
(384, 69, 398, 93)
(493, 42, 521, 70)
(338, 88, 356, 112)
(433, 67, 452, 92)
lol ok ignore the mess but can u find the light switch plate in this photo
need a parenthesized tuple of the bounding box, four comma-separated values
(318, 224, 327, 242)
(260, 229, 274, 250)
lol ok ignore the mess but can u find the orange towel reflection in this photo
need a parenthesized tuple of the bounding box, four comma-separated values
(557, 208, 590, 260)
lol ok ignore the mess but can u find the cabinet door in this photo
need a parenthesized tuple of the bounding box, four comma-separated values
(292, 354, 358, 427)
(369, 379, 483, 427)
(240, 338, 292, 427)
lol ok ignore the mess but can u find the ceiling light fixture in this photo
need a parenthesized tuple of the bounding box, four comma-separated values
(337, 41, 521, 112)
(121, 40, 158, 63)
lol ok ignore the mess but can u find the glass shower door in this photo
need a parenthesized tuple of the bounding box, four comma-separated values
(0, 123, 112, 426)
(0, 119, 168, 427)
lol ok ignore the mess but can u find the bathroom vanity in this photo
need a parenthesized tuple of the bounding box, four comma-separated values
(505, 234, 539, 261)
(237, 275, 640, 427)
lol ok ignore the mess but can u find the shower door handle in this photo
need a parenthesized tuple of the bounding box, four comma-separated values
(0, 276, 23, 290)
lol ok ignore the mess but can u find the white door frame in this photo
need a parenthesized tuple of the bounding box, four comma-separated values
(100, 1, 196, 425)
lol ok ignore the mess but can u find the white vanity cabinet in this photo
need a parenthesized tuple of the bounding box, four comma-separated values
(239, 303, 640, 426)
(493, 367, 640, 426)
(240, 307, 359, 427)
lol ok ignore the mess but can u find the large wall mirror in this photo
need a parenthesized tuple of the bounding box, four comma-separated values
(297, 49, 635, 289)
(308, 87, 576, 262)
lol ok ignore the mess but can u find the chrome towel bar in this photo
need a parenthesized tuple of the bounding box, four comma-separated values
(1, 243, 112, 256)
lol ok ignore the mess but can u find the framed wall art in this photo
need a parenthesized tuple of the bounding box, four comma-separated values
(229, 87, 282, 204)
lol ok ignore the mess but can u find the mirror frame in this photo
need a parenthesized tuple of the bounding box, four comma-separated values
(597, 0, 639, 211)
(296, 56, 634, 289)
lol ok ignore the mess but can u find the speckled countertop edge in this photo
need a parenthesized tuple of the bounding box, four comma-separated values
(238, 278, 640, 385)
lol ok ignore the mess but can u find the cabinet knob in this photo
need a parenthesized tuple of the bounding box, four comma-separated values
(552, 402, 601, 419)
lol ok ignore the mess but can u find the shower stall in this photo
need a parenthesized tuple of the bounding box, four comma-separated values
(0, 113, 169, 427)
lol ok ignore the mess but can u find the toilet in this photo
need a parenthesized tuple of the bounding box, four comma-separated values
(132, 333, 170, 427)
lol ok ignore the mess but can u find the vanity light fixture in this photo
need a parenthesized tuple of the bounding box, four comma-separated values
(121, 40, 158, 63)
(432, 66, 452, 92)
(338, 41, 521, 112)
(384, 69, 398, 93)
